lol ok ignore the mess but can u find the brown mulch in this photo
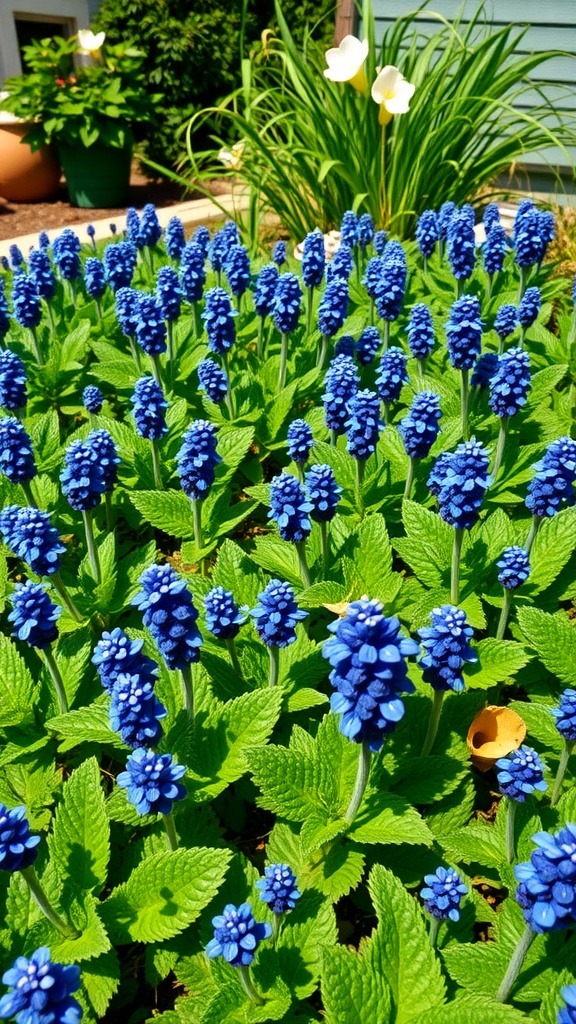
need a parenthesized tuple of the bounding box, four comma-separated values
(0, 163, 229, 241)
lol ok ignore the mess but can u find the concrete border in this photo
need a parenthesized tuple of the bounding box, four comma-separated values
(0, 188, 251, 258)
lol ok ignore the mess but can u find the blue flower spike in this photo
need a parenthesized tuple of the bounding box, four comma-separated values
(205, 902, 271, 1004)
(498, 823, 576, 1002)
(250, 579, 307, 687)
(497, 744, 547, 861)
(0, 947, 83, 1023)
(550, 689, 576, 808)
(8, 580, 69, 714)
(117, 747, 186, 850)
(418, 604, 477, 757)
(322, 597, 418, 822)
(204, 585, 247, 676)
(257, 862, 301, 942)
(421, 866, 467, 946)
(269, 471, 313, 588)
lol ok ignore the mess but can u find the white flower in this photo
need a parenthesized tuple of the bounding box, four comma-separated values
(324, 35, 369, 94)
(371, 65, 415, 126)
(77, 29, 106, 56)
(218, 141, 245, 170)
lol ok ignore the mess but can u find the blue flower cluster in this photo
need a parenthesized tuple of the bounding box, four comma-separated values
(272, 239, 286, 266)
(357, 213, 374, 250)
(132, 564, 203, 671)
(269, 472, 313, 543)
(327, 244, 353, 285)
(225, 243, 251, 297)
(84, 257, 106, 299)
(515, 824, 576, 932)
(131, 376, 168, 440)
(287, 419, 313, 464)
(83, 384, 103, 414)
(340, 210, 358, 246)
(118, 748, 187, 816)
(206, 903, 272, 967)
(0, 803, 40, 872)
(0, 505, 65, 576)
(180, 241, 206, 303)
(12, 274, 41, 330)
(52, 228, 81, 280)
(0, 350, 27, 410)
(302, 229, 325, 288)
(28, 248, 55, 299)
(428, 440, 491, 529)
(488, 347, 531, 418)
(8, 580, 61, 649)
(346, 389, 383, 460)
(356, 326, 380, 364)
(376, 346, 409, 404)
(317, 279, 349, 337)
(471, 352, 499, 390)
(518, 286, 541, 330)
(407, 303, 435, 361)
(496, 745, 547, 802)
(334, 334, 356, 358)
(104, 240, 137, 292)
(92, 627, 146, 693)
(109, 662, 167, 749)
(305, 463, 341, 522)
(514, 203, 553, 268)
(273, 273, 302, 334)
(421, 867, 467, 922)
(116, 287, 139, 337)
(526, 436, 576, 518)
(497, 546, 530, 590)
(559, 986, 576, 1024)
(375, 251, 407, 322)
(322, 598, 419, 751)
(323, 354, 359, 434)
(254, 264, 279, 317)
(494, 303, 517, 340)
(399, 392, 442, 459)
(418, 605, 477, 692)
(135, 295, 167, 356)
(257, 863, 301, 914)
(197, 358, 228, 405)
(552, 690, 576, 741)
(177, 419, 221, 501)
(202, 287, 237, 353)
(87, 429, 119, 493)
(445, 295, 483, 370)
(447, 208, 476, 280)
(0, 947, 82, 1024)
(251, 579, 307, 648)
(204, 586, 246, 640)
(60, 438, 104, 511)
(156, 266, 182, 321)
(416, 210, 439, 259)
(482, 223, 508, 275)
(165, 216, 185, 260)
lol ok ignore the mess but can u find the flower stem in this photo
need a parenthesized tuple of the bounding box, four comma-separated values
(82, 509, 101, 585)
(238, 965, 264, 1006)
(493, 416, 508, 478)
(525, 514, 540, 554)
(417, 358, 424, 378)
(551, 740, 573, 807)
(496, 589, 512, 641)
(421, 690, 445, 757)
(180, 664, 194, 725)
(369, 297, 375, 326)
(278, 332, 289, 393)
(317, 334, 329, 369)
(223, 350, 235, 419)
(193, 302, 202, 339)
(268, 646, 280, 688)
(192, 498, 203, 553)
(21, 865, 79, 939)
(505, 798, 517, 863)
(403, 457, 415, 501)
(296, 541, 311, 589)
(163, 811, 179, 851)
(460, 368, 470, 441)
(496, 924, 534, 1002)
(21, 479, 37, 507)
(457, 278, 464, 299)
(96, 298, 103, 321)
(151, 354, 163, 390)
(51, 572, 82, 623)
(330, 429, 337, 447)
(345, 741, 371, 823)
(428, 917, 440, 948)
(517, 266, 527, 303)
(306, 286, 314, 336)
(105, 492, 113, 534)
(166, 319, 175, 387)
(272, 911, 281, 947)
(382, 319, 389, 354)
(30, 326, 44, 366)
(43, 646, 68, 715)
(151, 440, 163, 489)
(451, 528, 463, 605)
(226, 638, 242, 677)
(128, 336, 142, 373)
(355, 458, 365, 518)
(319, 520, 329, 572)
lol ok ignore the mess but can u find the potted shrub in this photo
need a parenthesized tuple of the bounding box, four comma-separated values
(0, 31, 159, 208)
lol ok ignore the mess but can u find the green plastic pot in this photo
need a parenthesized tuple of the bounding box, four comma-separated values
(58, 141, 132, 208)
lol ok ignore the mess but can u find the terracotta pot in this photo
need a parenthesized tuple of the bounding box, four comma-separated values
(0, 121, 61, 202)
(467, 705, 527, 771)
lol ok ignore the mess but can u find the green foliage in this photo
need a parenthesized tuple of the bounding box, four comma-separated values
(186, 0, 576, 236)
(0, 35, 157, 150)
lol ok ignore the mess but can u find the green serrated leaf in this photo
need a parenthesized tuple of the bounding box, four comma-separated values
(130, 490, 195, 538)
(517, 607, 576, 685)
(49, 757, 110, 895)
(465, 638, 531, 687)
(100, 847, 231, 944)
